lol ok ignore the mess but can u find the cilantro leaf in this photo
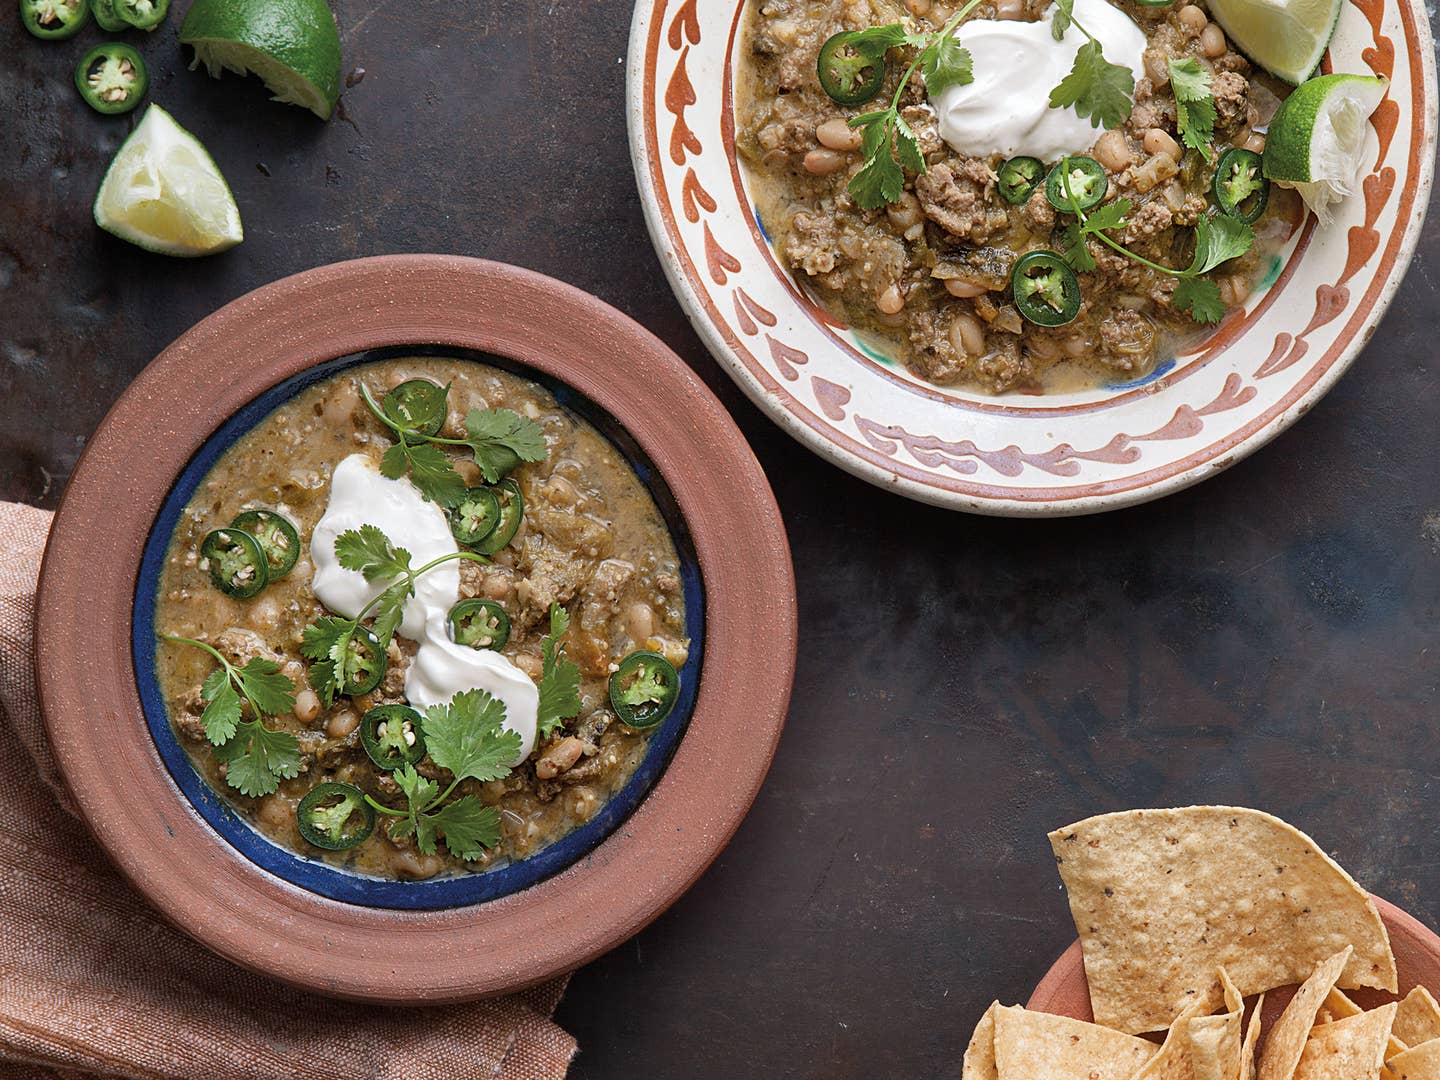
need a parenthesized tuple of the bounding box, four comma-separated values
(368, 583, 410, 652)
(920, 33, 973, 98)
(394, 763, 440, 813)
(423, 689, 523, 782)
(404, 443, 469, 507)
(1049, 40, 1134, 130)
(300, 615, 353, 705)
(237, 657, 297, 717)
(536, 604, 582, 739)
(1187, 212, 1254, 275)
(426, 796, 502, 861)
(463, 409, 547, 485)
(214, 720, 301, 798)
(849, 116, 906, 210)
(848, 23, 909, 51)
(1168, 58, 1216, 160)
(1051, 0, 1074, 41)
(334, 524, 412, 582)
(1061, 222, 1097, 273)
(894, 114, 927, 174)
(199, 668, 241, 744)
(1080, 197, 1133, 236)
(1174, 277, 1226, 323)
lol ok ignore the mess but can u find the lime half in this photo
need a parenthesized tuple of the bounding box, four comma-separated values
(1205, 0, 1343, 84)
(94, 105, 243, 257)
(179, 0, 341, 120)
(1264, 73, 1388, 224)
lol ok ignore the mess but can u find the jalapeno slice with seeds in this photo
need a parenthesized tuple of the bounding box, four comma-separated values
(114, 0, 165, 29)
(1011, 250, 1081, 327)
(359, 705, 427, 771)
(998, 156, 1045, 205)
(91, 0, 125, 30)
(230, 509, 300, 579)
(74, 44, 149, 116)
(447, 487, 501, 546)
(448, 598, 511, 651)
(817, 31, 886, 105)
(1045, 156, 1109, 212)
(20, 0, 90, 38)
(609, 650, 681, 730)
(473, 479, 523, 555)
(200, 528, 269, 598)
(337, 625, 386, 696)
(297, 782, 375, 850)
(1211, 147, 1270, 224)
(382, 379, 447, 443)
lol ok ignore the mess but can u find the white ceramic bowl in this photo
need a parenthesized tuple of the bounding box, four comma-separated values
(627, 0, 1436, 515)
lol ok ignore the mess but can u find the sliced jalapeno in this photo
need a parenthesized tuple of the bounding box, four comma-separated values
(382, 379, 447, 443)
(1046, 156, 1109, 212)
(75, 44, 149, 116)
(1211, 147, 1270, 224)
(296, 782, 375, 850)
(337, 625, 386, 696)
(359, 705, 427, 771)
(91, 0, 125, 30)
(998, 156, 1045, 204)
(448, 598, 511, 650)
(230, 509, 300, 579)
(114, 0, 166, 29)
(609, 650, 681, 730)
(817, 31, 886, 105)
(473, 478, 523, 555)
(1011, 250, 1081, 327)
(20, 0, 89, 38)
(201, 528, 269, 598)
(447, 487, 501, 546)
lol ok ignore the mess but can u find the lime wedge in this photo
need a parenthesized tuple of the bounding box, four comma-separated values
(93, 105, 243, 257)
(1263, 73, 1388, 223)
(1205, 0, 1343, 84)
(179, 0, 341, 120)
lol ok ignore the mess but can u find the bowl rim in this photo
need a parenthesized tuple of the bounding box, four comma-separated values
(624, 0, 1438, 516)
(34, 254, 798, 1003)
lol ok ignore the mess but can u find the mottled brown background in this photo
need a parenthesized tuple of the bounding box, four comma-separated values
(2, 2, 1437, 1076)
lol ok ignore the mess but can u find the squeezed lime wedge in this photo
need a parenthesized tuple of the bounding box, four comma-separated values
(1263, 73, 1388, 223)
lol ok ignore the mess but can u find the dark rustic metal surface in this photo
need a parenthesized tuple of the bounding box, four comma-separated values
(2, 2, 1437, 1077)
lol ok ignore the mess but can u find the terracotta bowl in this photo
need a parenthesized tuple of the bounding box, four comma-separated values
(627, 0, 1436, 515)
(34, 255, 797, 1002)
(1028, 894, 1440, 1035)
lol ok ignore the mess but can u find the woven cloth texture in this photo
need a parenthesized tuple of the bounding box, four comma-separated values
(0, 501, 576, 1080)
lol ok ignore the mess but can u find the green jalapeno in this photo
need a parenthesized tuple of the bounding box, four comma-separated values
(230, 509, 300, 579)
(296, 782, 375, 850)
(114, 0, 165, 29)
(473, 478, 523, 555)
(200, 528, 269, 598)
(382, 379, 447, 443)
(998, 156, 1045, 205)
(337, 625, 386, 696)
(359, 705, 427, 771)
(1045, 156, 1109, 212)
(817, 31, 886, 105)
(447, 487, 502, 546)
(1011, 250, 1082, 327)
(448, 598, 511, 650)
(20, 0, 90, 38)
(1211, 147, 1270, 224)
(91, 0, 125, 30)
(75, 44, 149, 116)
(609, 650, 681, 730)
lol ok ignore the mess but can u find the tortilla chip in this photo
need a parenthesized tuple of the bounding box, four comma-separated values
(1327, 987, 1409, 1060)
(1389, 1039, 1440, 1080)
(1257, 947, 1353, 1080)
(1241, 996, 1265, 1080)
(992, 1005, 1157, 1080)
(1294, 1003, 1396, 1080)
(963, 1002, 999, 1080)
(1135, 996, 1212, 1080)
(1395, 989, 1440, 1049)
(1190, 969, 1247, 1080)
(1050, 808, 1396, 1033)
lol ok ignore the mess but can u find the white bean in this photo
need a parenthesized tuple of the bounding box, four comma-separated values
(1177, 4, 1208, 30)
(1093, 129, 1133, 172)
(1201, 23, 1227, 57)
(876, 284, 906, 315)
(945, 279, 988, 298)
(803, 149, 848, 175)
(949, 313, 986, 358)
(816, 118, 862, 151)
(1143, 128, 1182, 160)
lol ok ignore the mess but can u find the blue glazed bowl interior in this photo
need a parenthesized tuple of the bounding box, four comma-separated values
(132, 345, 705, 910)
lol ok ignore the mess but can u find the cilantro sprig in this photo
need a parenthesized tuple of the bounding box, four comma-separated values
(301, 525, 489, 704)
(159, 634, 302, 797)
(1168, 57, 1217, 161)
(536, 604, 582, 739)
(1048, 0, 1135, 130)
(364, 688, 522, 860)
(1056, 157, 1253, 324)
(360, 382, 546, 507)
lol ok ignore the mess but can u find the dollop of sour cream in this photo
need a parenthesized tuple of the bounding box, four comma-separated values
(310, 454, 539, 763)
(930, 0, 1147, 161)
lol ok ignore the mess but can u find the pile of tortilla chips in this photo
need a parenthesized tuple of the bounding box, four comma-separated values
(962, 807, 1440, 1080)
